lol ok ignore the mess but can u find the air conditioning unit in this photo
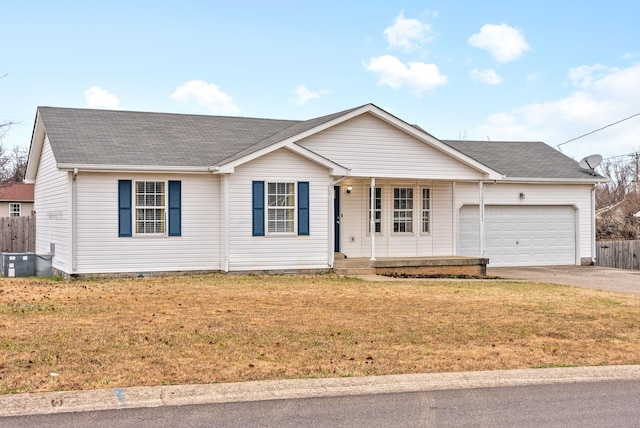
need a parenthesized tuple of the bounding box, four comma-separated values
(1, 253, 37, 277)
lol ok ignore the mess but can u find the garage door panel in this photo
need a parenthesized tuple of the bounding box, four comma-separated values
(459, 205, 576, 267)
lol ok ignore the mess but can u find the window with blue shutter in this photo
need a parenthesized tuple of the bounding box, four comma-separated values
(298, 181, 309, 236)
(168, 180, 181, 236)
(252, 181, 265, 236)
(118, 180, 132, 237)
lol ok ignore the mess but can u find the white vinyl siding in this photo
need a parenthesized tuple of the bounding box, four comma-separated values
(228, 148, 331, 271)
(299, 113, 485, 180)
(74, 172, 221, 274)
(338, 180, 455, 258)
(34, 137, 72, 273)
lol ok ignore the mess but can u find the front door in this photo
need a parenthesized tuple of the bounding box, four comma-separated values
(334, 186, 340, 252)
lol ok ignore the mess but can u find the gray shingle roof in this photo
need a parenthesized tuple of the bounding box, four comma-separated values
(37, 106, 601, 181)
(442, 140, 602, 180)
(38, 105, 363, 168)
(39, 107, 301, 167)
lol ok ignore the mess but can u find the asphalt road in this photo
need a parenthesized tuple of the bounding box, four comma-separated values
(4, 379, 640, 427)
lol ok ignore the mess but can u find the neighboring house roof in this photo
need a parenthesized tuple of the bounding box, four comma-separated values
(27, 104, 604, 182)
(443, 140, 604, 181)
(0, 183, 34, 202)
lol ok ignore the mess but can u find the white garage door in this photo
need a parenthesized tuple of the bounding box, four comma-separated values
(459, 205, 576, 267)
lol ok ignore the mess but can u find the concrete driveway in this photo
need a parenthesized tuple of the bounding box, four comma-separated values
(488, 265, 640, 296)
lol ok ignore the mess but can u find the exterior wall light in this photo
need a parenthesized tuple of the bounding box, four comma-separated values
(519, 192, 525, 199)
(346, 186, 352, 194)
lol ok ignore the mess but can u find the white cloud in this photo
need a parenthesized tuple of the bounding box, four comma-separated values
(84, 86, 122, 110)
(170, 80, 239, 115)
(383, 11, 433, 52)
(366, 55, 447, 96)
(472, 62, 640, 159)
(470, 68, 502, 85)
(568, 64, 615, 88)
(621, 52, 638, 60)
(292, 85, 329, 106)
(468, 24, 530, 63)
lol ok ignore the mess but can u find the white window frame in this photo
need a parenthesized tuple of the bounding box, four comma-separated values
(421, 188, 431, 234)
(134, 181, 166, 235)
(368, 187, 382, 234)
(9, 203, 21, 217)
(267, 182, 296, 234)
(393, 187, 413, 234)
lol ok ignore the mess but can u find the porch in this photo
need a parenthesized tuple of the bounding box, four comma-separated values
(332, 254, 489, 278)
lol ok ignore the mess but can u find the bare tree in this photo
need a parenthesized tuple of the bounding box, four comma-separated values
(596, 154, 640, 239)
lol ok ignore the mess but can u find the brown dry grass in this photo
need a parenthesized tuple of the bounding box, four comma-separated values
(1, 274, 640, 394)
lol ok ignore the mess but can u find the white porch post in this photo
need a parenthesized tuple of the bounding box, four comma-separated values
(370, 177, 376, 261)
(479, 181, 485, 258)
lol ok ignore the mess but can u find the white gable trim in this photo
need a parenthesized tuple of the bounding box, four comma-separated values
(24, 111, 46, 184)
(215, 104, 504, 180)
(215, 142, 350, 176)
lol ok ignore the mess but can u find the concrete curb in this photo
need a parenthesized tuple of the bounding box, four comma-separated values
(2, 365, 640, 417)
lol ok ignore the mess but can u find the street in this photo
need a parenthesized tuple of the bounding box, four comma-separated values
(3, 379, 640, 427)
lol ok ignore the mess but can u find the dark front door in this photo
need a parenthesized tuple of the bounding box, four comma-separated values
(334, 186, 340, 252)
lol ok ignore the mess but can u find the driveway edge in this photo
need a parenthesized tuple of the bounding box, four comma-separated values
(2, 365, 640, 417)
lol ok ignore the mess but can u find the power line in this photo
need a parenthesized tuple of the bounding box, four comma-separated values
(555, 112, 640, 148)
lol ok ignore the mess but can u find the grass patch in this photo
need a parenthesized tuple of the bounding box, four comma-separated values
(1, 274, 640, 394)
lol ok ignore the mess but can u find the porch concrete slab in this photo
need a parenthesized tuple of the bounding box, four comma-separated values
(372, 256, 488, 268)
(488, 265, 640, 296)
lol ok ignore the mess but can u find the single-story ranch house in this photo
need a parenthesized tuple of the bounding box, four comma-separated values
(25, 104, 606, 277)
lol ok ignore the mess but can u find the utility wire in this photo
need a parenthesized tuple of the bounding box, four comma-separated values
(555, 112, 640, 148)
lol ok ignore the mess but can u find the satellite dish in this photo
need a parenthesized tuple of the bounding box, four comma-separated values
(579, 154, 602, 175)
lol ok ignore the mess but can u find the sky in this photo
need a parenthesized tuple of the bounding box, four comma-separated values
(2, 0, 640, 165)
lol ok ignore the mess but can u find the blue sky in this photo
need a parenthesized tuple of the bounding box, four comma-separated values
(2, 0, 640, 163)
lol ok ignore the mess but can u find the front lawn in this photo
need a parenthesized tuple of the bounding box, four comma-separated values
(1, 274, 639, 394)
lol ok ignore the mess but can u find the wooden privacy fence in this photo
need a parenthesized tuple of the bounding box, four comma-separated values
(0, 216, 36, 253)
(596, 239, 640, 270)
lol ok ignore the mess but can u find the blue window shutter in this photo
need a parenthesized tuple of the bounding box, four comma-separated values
(252, 181, 265, 236)
(298, 181, 309, 236)
(168, 180, 181, 236)
(118, 180, 132, 237)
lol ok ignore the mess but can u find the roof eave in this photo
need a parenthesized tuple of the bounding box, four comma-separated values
(57, 163, 213, 174)
(502, 176, 609, 184)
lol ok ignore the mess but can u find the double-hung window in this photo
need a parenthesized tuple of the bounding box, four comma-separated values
(393, 187, 413, 233)
(252, 181, 309, 236)
(368, 187, 382, 233)
(422, 188, 431, 233)
(119, 180, 181, 237)
(9, 203, 21, 217)
(267, 182, 295, 233)
(135, 181, 166, 234)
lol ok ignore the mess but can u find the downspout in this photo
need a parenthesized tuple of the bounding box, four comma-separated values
(478, 181, 484, 258)
(452, 181, 456, 255)
(591, 184, 596, 265)
(72, 168, 78, 272)
(223, 174, 230, 272)
(478, 180, 497, 259)
(370, 177, 376, 261)
(328, 176, 347, 267)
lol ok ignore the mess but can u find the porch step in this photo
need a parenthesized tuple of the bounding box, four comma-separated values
(333, 256, 376, 276)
